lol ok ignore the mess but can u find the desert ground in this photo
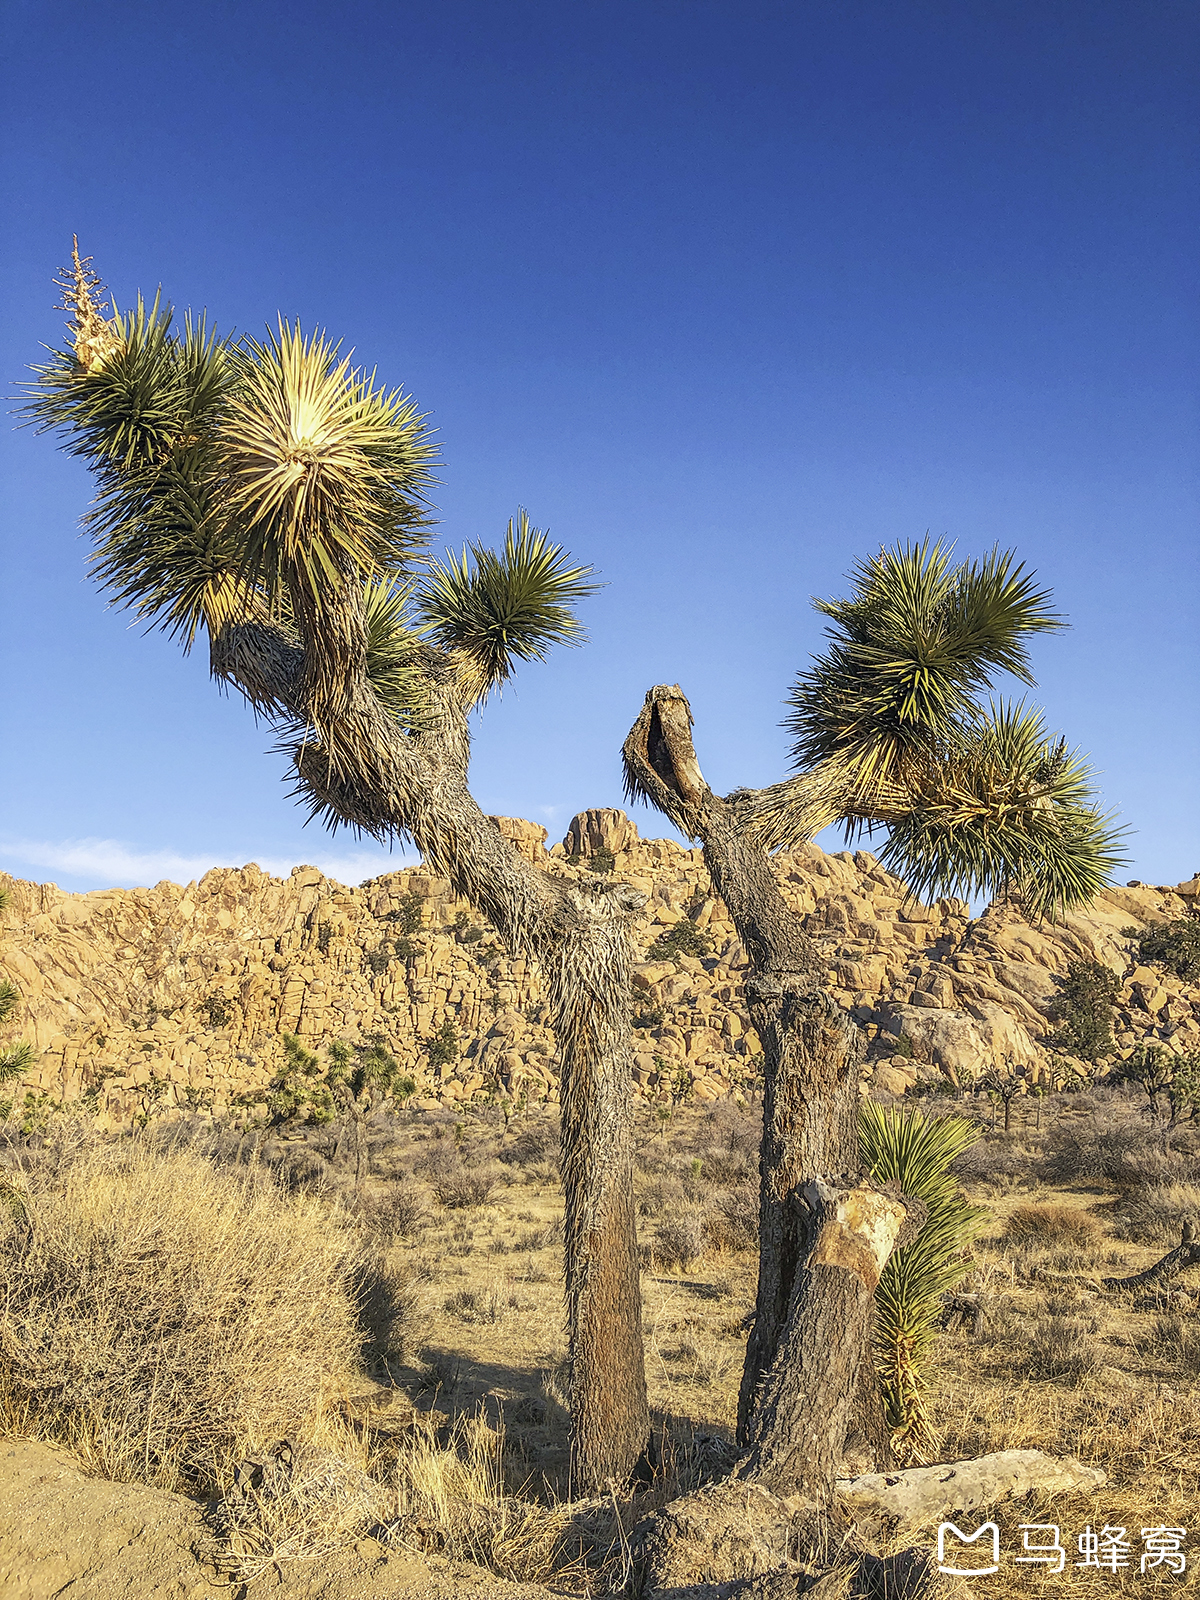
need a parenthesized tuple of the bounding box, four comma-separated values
(3, 1080, 1200, 1598)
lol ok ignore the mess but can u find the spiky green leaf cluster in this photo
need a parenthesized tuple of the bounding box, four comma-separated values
(26, 262, 598, 739)
(414, 510, 600, 704)
(877, 702, 1125, 920)
(775, 541, 1123, 918)
(0, 978, 35, 1086)
(859, 1101, 988, 1462)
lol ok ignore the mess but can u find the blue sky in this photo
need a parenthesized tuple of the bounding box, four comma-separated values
(2, 1, 1197, 895)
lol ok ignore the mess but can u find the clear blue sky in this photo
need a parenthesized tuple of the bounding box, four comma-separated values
(2, 1, 1196, 894)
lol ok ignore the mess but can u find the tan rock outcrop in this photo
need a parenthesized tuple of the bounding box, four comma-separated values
(1, 811, 1195, 1126)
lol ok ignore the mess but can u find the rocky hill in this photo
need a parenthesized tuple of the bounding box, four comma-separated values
(2, 810, 1197, 1126)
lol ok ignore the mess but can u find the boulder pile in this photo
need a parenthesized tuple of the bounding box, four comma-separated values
(2, 810, 1196, 1127)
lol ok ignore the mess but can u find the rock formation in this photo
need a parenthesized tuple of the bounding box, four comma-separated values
(1, 811, 1196, 1127)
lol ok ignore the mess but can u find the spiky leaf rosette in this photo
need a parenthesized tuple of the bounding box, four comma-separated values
(786, 540, 1062, 797)
(414, 509, 600, 705)
(219, 322, 436, 607)
(749, 540, 1123, 917)
(877, 702, 1125, 921)
(859, 1101, 988, 1462)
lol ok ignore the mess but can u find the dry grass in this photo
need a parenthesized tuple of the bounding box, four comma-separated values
(0, 1138, 361, 1493)
(1005, 1203, 1102, 1244)
(8, 1086, 1200, 1595)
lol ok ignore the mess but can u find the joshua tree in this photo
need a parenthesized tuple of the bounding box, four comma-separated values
(623, 543, 1123, 1508)
(25, 246, 647, 1491)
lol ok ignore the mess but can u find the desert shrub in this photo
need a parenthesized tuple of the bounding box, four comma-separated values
(653, 1209, 710, 1272)
(952, 1133, 1044, 1190)
(1153, 1315, 1200, 1375)
(390, 1414, 575, 1584)
(358, 1252, 424, 1362)
(636, 1176, 685, 1217)
(443, 1288, 519, 1324)
(1020, 1312, 1102, 1382)
(0, 1140, 360, 1491)
(1043, 1117, 1154, 1188)
(203, 991, 232, 1029)
(647, 919, 712, 963)
(1112, 1182, 1200, 1246)
(1128, 916, 1200, 982)
(586, 846, 616, 875)
(633, 1005, 665, 1030)
(708, 1180, 759, 1251)
(432, 1164, 498, 1208)
(386, 890, 425, 935)
(426, 1020, 460, 1071)
(1046, 959, 1119, 1062)
(359, 1181, 428, 1239)
(498, 1122, 559, 1171)
(1005, 1203, 1101, 1244)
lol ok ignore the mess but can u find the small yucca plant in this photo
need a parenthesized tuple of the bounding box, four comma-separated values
(859, 1100, 988, 1463)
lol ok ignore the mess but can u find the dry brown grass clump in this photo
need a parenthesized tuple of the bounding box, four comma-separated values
(0, 1139, 361, 1491)
(1005, 1202, 1100, 1244)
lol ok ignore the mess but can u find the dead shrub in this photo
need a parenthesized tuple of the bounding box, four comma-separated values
(653, 1210, 710, 1273)
(1152, 1316, 1200, 1375)
(0, 1139, 361, 1492)
(358, 1181, 428, 1239)
(1111, 1182, 1200, 1246)
(707, 1180, 758, 1251)
(431, 1165, 499, 1208)
(1005, 1204, 1100, 1244)
(1019, 1313, 1102, 1383)
(358, 1252, 424, 1362)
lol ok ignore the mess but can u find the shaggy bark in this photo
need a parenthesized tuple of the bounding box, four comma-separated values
(211, 592, 649, 1490)
(623, 685, 894, 1488)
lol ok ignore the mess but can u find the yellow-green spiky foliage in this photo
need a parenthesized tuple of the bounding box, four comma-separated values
(858, 1101, 988, 1463)
(745, 541, 1126, 920)
(24, 257, 596, 726)
(0, 978, 36, 1087)
(414, 509, 601, 708)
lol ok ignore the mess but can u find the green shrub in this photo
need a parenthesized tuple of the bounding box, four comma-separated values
(1046, 959, 1119, 1062)
(426, 1020, 460, 1071)
(1127, 916, 1200, 982)
(586, 846, 616, 875)
(859, 1102, 988, 1463)
(647, 919, 712, 963)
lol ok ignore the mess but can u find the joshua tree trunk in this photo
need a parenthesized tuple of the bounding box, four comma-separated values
(624, 685, 895, 1489)
(213, 591, 649, 1490)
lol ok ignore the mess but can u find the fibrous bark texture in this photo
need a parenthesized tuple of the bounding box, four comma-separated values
(212, 591, 649, 1489)
(623, 686, 894, 1487)
(736, 1176, 907, 1497)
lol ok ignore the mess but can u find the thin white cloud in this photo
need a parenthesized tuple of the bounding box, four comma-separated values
(0, 836, 419, 892)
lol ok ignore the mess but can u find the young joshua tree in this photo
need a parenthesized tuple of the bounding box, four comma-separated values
(26, 245, 647, 1491)
(623, 544, 1123, 1504)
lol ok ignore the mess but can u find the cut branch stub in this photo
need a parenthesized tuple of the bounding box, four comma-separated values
(738, 1175, 909, 1497)
(805, 1175, 909, 1295)
(622, 684, 710, 834)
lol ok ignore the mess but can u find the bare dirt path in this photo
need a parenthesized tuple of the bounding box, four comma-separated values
(0, 1438, 556, 1600)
